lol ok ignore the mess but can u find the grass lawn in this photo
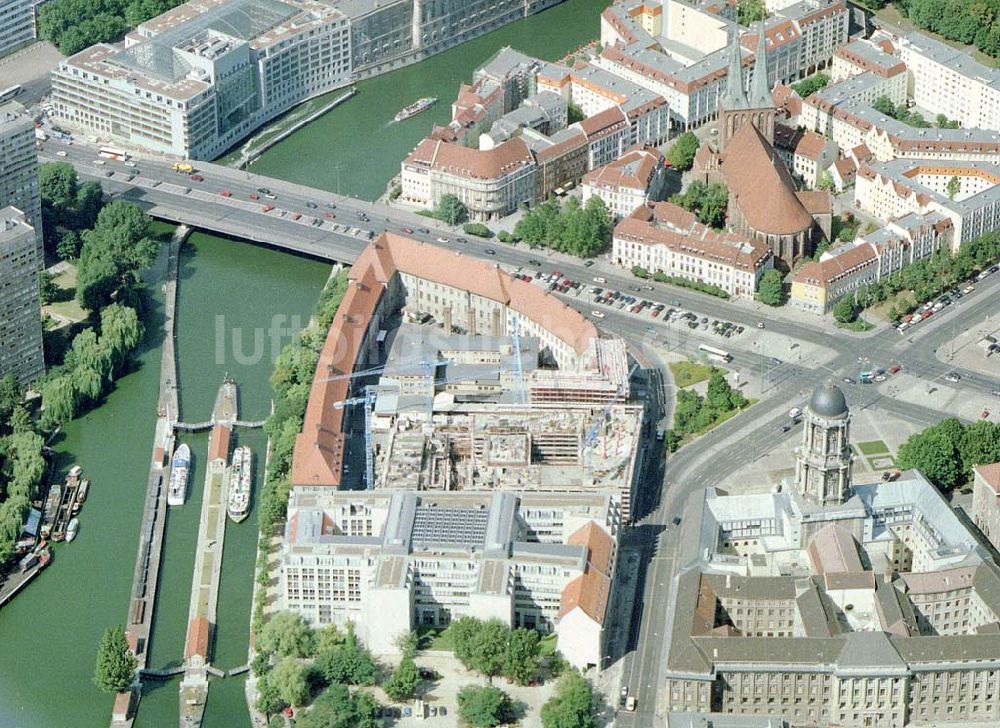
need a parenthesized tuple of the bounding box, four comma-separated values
(417, 624, 457, 652)
(539, 633, 558, 657)
(868, 290, 917, 323)
(669, 360, 714, 388)
(867, 456, 897, 471)
(43, 264, 88, 324)
(856, 440, 890, 456)
(836, 318, 874, 332)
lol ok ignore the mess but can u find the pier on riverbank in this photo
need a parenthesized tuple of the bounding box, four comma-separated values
(179, 379, 239, 727)
(112, 224, 189, 727)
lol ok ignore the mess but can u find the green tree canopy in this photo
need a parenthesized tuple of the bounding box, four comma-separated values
(436, 194, 469, 225)
(791, 72, 830, 99)
(833, 294, 857, 324)
(670, 182, 728, 228)
(257, 612, 317, 658)
(757, 269, 784, 306)
(93, 625, 137, 693)
(503, 628, 540, 685)
(313, 629, 378, 686)
(270, 657, 311, 707)
(540, 672, 596, 728)
(457, 685, 514, 728)
(666, 132, 700, 171)
(382, 655, 420, 702)
(297, 684, 381, 728)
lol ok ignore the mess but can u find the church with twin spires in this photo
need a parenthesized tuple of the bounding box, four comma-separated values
(692, 24, 832, 265)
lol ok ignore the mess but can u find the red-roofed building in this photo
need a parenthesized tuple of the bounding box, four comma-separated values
(581, 146, 668, 218)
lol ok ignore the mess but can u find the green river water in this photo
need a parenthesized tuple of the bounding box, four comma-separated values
(0, 1, 607, 725)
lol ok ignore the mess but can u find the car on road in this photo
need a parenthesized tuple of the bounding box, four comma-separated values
(781, 424, 792, 433)
(875, 375, 887, 382)
(93, 159, 106, 165)
(584, 259, 595, 267)
(621, 686, 629, 704)
(249, 192, 259, 200)
(945, 372, 961, 383)
(456, 237, 467, 243)
(417, 227, 430, 234)
(484, 248, 496, 255)
(55, 150, 67, 157)
(528, 259, 543, 266)
(402, 227, 413, 234)
(257, 187, 270, 194)
(306, 201, 318, 209)
(672, 516, 682, 526)
(843, 377, 855, 385)
(789, 407, 802, 419)
(103, 170, 114, 177)
(591, 310, 606, 319)
(264, 193, 276, 200)
(888, 364, 902, 374)
(991, 390, 1000, 398)
(324, 212, 336, 219)
(757, 322, 765, 329)
(189, 174, 203, 182)
(220, 190, 231, 197)
(436, 237, 449, 243)
(963, 285, 976, 294)
(769, 357, 782, 366)
(125, 161, 137, 168)
(593, 276, 607, 284)
(625, 696, 637, 712)
(263, 204, 275, 212)
(325, 202, 337, 209)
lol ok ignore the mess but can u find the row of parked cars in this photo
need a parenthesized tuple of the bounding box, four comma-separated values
(896, 265, 998, 334)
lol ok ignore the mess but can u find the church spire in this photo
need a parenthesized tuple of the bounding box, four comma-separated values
(721, 23, 748, 111)
(750, 21, 773, 109)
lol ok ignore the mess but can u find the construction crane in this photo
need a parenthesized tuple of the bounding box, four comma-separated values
(333, 386, 377, 489)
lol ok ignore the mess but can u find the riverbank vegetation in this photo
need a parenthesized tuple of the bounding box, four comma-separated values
(512, 196, 613, 258)
(253, 270, 350, 637)
(897, 418, 1000, 493)
(0, 378, 46, 566)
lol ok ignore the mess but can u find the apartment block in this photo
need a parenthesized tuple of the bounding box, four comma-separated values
(0, 0, 36, 56)
(898, 32, 1000, 131)
(581, 146, 668, 218)
(0, 101, 41, 255)
(612, 200, 773, 299)
(280, 488, 619, 669)
(972, 463, 1000, 550)
(0, 207, 43, 387)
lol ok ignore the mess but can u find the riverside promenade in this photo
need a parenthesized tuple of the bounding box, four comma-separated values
(112, 225, 188, 727)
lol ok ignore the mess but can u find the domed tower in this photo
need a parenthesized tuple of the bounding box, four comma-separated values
(795, 380, 853, 505)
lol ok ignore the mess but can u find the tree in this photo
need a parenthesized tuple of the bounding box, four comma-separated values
(40, 374, 79, 426)
(833, 294, 857, 324)
(737, 0, 767, 25)
(541, 672, 596, 728)
(457, 685, 514, 728)
(503, 628, 540, 686)
(57, 230, 82, 260)
(671, 182, 728, 228)
(666, 132, 700, 172)
(298, 684, 381, 728)
(74, 181, 105, 229)
(706, 368, 743, 412)
(961, 421, 1000, 472)
(567, 101, 585, 125)
(270, 657, 311, 707)
(394, 630, 419, 658)
(947, 175, 961, 200)
(382, 655, 420, 702)
(873, 95, 897, 117)
(93, 625, 137, 693)
(313, 630, 378, 686)
(38, 271, 58, 305)
(662, 428, 681, 453)
(896, 419, 964, 491)
(40, 162, 79, 212)
(257, 611, 316, 658)
(791, 72, 830, 99)
(817, 170, 835, 192)
(436, 194, 469, 225)
(256, 671, 286, 715)
(757, 269, 784, 306)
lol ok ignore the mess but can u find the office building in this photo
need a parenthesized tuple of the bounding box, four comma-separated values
(280, 488, 618, 669)
(0, 0, 37, 56)
(50, 0, 567, 159)
(661, 381, 1000, 726)
(0, 100, 41, 255)
(0, 207, 44, 387)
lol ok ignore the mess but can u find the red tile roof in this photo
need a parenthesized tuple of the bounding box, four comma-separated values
(291, 235, 601, 487)
(185, 617, 210, 659)
(404, 137, 534, 181)
(560, 521, 616, 623)
(208, 424, 230, 463)
(975, 463, 1000, 491)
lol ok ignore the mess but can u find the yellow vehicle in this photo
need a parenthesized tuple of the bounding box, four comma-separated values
(172, 162, 194, 173)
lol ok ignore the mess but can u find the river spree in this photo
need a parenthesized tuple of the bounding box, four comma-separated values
(247, 0, 610, 200)
(0, 2, 609, 724)
(0, 232, 328, 728)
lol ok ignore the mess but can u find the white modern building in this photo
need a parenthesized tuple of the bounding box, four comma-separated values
(49, 0, 567, 159)
(0, 100, 41, 255)
(0, 0, 38, 56)
(280, 488, 619, 670)
(0, 207, 43, 387)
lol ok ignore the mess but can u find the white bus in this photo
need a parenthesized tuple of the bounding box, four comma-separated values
(98, 146, 129, 161)
(698, 344, 732, 364)
(0, 85, 23, 103)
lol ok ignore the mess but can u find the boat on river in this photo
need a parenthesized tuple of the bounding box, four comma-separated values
(168, 443, 191, 506)
(227, 446, 252, 523)
(394, 97, 437, 122)
(66, 518, 79, 542)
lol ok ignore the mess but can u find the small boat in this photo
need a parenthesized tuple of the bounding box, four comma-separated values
(227, 446, 252, 523)
(66, 518, 79, 542)
(394, 97, 437, 122)
(69, 465, 82, 478)
(76, 478, 90, 504)
(168, 443, 191, 506)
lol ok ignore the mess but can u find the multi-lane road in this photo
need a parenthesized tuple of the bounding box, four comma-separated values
(41, 135, 1000, 723)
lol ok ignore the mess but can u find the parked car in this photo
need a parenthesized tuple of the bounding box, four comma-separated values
(591, 310, 606, 319)
(220, 190, 231, 197)
(945, 372, 961, 383)
(306, 201, 318, 209)
(484, 248, 496, 256)
(190, 174, 204, 182)
(402, 227, 413, 234)
(757, 322, 765, 329)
